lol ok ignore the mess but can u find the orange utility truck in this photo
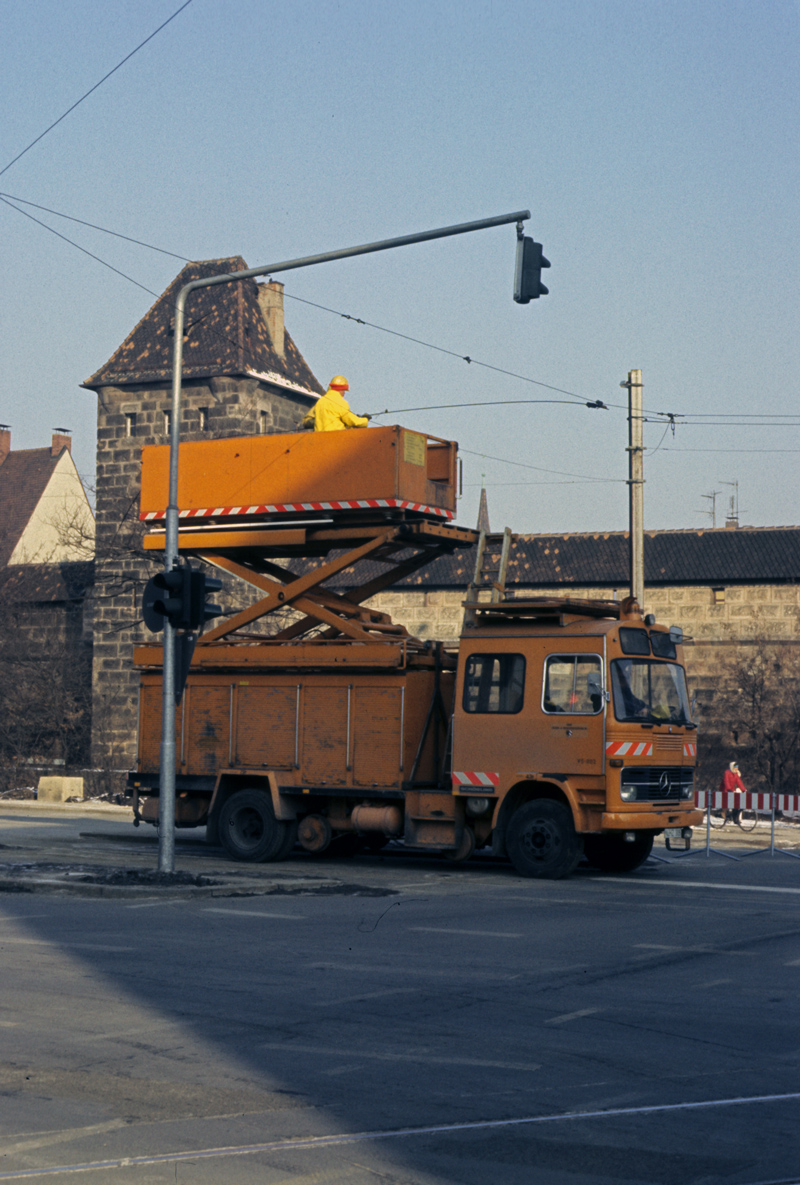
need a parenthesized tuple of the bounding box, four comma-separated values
(128, 426, 702, 878)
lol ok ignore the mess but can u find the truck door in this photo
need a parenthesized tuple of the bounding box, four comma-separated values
(538, 649, 605, 775)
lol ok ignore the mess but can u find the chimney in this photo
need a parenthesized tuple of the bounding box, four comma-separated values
(0, 425, 9, 466)
(52, 428, 71, 457)
(258, 281, 285, 359)
(476, 487, 491, 534)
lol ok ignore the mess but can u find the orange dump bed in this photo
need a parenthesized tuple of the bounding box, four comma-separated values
(139, 425, 457, 523)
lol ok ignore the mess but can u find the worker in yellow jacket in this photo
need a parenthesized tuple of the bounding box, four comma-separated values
(302, 376, 370, 432)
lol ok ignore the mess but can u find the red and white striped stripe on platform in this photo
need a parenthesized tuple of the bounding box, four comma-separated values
(140, 498, 455, 523)
(452, 771, 500, 789)
(696, 790, 800, 812)
(605, 740, 653, 757)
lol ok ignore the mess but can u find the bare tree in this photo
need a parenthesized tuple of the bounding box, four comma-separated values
(695, 638, 800, 796)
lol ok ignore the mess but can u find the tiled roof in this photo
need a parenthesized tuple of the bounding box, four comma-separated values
(0, 561, 93, 603)
(323, 527, 800, 591)
(0, 448, 62, 568)
(83, 258, 324, 394)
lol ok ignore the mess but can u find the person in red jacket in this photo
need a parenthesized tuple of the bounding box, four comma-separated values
(719, 761, 747, 825)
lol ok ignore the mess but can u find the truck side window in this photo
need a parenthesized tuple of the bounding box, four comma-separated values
(543, 655, 604, 714)
(463, 654, 525, 714)
(619, 628, 651, 655)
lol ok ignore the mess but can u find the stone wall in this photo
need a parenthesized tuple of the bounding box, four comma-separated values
(365, 581, 800, 694)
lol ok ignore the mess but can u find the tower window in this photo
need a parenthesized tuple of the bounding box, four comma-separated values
(164, 411, 171, 436)
(199, 407, 209, 431)
(124, 412, 136, 437)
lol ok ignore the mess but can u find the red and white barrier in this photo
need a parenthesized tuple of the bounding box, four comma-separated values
(695, 790, 800, 813)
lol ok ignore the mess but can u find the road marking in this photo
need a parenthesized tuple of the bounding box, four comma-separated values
(595, 877, 800, 895)
(259, 1042, 540, 1072)
(0, 939, 134, 952)
(407, 927, 522, 938)
(203, 907, 307, 920)
(695, 978, 733, 988)
(0, 1120, 127, 1158)
(320, 987, 418, 1008)
(1, 1091, 797, 1179)
(546, 1008, 603, 1025)
(786, 958, 800, 966)
(634, 944, 755, 956)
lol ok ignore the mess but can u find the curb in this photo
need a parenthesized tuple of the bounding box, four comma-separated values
(0, 801, 134, 819)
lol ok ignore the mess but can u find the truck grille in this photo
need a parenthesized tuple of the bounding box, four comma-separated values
(620, 767, 693, 803)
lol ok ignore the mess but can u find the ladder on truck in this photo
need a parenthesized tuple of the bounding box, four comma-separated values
(463, 527, 513, 627)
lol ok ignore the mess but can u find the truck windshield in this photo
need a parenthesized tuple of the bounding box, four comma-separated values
(610, 659, 692, 725)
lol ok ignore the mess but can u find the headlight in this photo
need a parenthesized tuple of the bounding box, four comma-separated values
(465, 796, 490, 816)
(681, 778, 695, 800)
(620, 785, 637, 802)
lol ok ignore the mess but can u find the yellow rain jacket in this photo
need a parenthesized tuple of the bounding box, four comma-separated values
(302, 388, 369, 432)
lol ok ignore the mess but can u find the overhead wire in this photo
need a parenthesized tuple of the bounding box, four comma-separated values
(0, 190, 190, 260)
(8, 179, 800, 437)
(0, 0, 196, 179)
(0, 189, 636, 422)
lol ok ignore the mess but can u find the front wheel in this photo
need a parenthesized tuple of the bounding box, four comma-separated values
(506, 800, 583, 880)
(738, 809, 758, 832)
(584, 832, 654, 873)
(219, 789, 288, 863)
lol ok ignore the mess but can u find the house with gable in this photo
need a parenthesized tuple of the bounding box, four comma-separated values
(0, 428, 95, 768)
(81, 258, 324, 772)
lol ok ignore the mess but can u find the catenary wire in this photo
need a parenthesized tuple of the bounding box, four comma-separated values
(1, 195, 622, 486)
(0, 183, 683, 421)
(0, 190, 644, 420)
(459, 447, 622, 484)
(0, 190, 190, 260)
(0, 0, 196, 179)
(10, 184, 799, 431)
(0, 194, 160, 296)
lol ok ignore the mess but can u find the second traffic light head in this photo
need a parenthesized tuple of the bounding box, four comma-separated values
(514, 236, 550, 303)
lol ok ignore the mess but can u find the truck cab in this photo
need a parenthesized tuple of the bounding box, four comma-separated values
(452, 595, 701, 876)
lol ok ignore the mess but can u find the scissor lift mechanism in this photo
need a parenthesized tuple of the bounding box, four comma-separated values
(135, 512, 478, 670)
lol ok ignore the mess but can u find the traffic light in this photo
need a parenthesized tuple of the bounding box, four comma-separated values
(142, 567, 190, 632)
(142, 565, 224, 633)
(514, 236, 550, 303)
(187, 570, 223, 631)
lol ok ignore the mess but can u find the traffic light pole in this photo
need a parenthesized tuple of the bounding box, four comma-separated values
(157, 208, 533, 871)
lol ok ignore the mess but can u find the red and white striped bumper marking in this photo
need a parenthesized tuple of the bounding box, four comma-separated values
(683, 742, 697, 758)
(696, 791, 800, 811)
(141, 497, 455, 523)
(452, 771, 500, 790)
(605, 741, 653, 758)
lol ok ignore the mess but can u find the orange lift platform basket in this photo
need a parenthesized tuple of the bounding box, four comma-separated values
(136, 427, 476, 672)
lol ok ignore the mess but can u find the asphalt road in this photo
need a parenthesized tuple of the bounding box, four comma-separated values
(0, 805, 799, 1184)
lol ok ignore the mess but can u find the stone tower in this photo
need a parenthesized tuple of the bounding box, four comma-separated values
(82, 258, 323, 777)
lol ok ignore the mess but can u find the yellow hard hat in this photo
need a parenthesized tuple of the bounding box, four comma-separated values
(329, 375, 349, 390)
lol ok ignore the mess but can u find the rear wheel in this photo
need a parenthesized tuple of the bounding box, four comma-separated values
(584, 832, 654, 872)
(506, 800, 583, 879)
(738, 809, 758, 832)
(219, 789, 287, 863)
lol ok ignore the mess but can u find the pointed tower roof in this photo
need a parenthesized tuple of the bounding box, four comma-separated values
(82, 257, 323, 396)
(476, 487, 491, 534)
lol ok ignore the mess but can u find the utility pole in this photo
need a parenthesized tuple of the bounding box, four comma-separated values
(621, 369, 644, 607)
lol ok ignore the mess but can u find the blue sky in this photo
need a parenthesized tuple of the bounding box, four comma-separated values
(2, 0, 798, 533)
